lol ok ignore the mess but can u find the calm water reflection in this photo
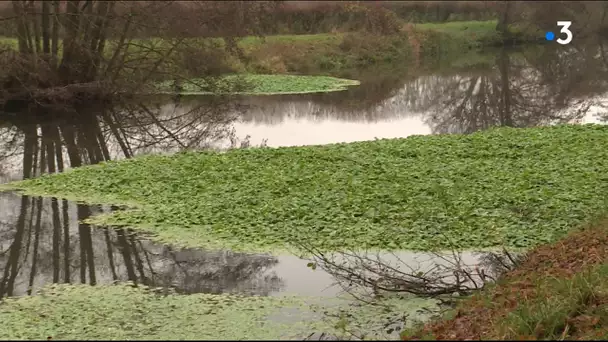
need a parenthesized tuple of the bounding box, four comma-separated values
(1, 42, 608, 298)
(0, 191, 285, 297)
(0, 190, 487, 299)
(165, 45, 608, 148)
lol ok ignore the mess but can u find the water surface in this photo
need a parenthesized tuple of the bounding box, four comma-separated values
(0, 43, 607, 301)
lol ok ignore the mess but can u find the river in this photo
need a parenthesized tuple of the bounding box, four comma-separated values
(0, 42, 607, 338)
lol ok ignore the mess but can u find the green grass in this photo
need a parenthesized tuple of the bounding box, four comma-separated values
(497, 265, 608, 340)
(239, 33, 343, 46)
(415, 20, 499, 37)
(4, 125, 608, 253)
(0, 36, 17, 49)
(0, 283, 438, 340)
(467, 263, 608, 340)
(500, 269, 604, 339)
(414, 20, 540, 41)
(414, 20, 502, 51)
(155, 74, 360, 95)
(404, 264, 608, 340)
(413, 20, 541, 57)
(401, 226, 608, 340)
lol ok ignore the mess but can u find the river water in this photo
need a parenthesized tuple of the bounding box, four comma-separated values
(0, 43, 607, 335)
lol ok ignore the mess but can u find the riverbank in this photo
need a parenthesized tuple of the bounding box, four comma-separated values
(238, 20, 541, 76)
(0, 20, 540, 84)
(406, 222, 608, 340)
(0, 20, 541, 102)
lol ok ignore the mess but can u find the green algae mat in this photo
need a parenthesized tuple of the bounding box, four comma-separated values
(155, 74, 361, 95)
(0, 284, 436, 340)
(4, 125, 608, 252)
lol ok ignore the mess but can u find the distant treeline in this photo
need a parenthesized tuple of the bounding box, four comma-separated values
(272, 1, 608, 37)
(1, 1, 608, 38)
(276, 1, 498, 31)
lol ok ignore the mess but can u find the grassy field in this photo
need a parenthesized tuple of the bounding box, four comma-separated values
(4, 125, 608, 253)
(238, 33, 344, 46)
(414, 20, 541, 41)
(415, 20, 501, 39)
(0, 20, 503, 50)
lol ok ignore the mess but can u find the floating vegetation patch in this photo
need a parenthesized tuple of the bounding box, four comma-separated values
(0, 284, 290, 340)
(5, 125, 608, 252)
(305, 294, 442, 340)
(155, 74, 361, 95)
(0, 284, 438, 340)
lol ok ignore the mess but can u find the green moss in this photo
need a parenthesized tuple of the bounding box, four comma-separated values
(415, 20, 500, 39)
(239, 33, 344, 46)
(155, 74, 360, 95)
(0, 36, 18, 49)
(5, 125, 608, 253)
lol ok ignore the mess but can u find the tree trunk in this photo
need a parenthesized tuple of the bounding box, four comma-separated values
(12, 0, 31, 54)
(26, 196, 43, 295)
(104, 228, 119, 281)
(51, 197, 61, 283)
(62, 199, 71, 282)
(496, 0, 511, 36)
(29, 1, 42, 56)
(104, 13, 132, 82)
(41, 1, 51, 57)
(116, 228, 138, 283)
(60, 0, 82, 84)
(77, 205, 96, 286)
(0, 196, 29, 298)
(51, 0, 59, 69)
(498, 48, 513, 127)
(86, 1, 111, 80)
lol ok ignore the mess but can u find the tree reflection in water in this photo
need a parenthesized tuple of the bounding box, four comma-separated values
(234, 43, 608, 134)
(0, 99, 283, 298)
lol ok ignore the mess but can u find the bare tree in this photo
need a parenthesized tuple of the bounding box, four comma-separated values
(1, 1, 277, 108)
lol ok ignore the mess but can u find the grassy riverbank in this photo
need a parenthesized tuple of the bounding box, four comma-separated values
(3, 125, 608, 253)
(0, 20, 539, 85)
(406, 223, 608, 340)
(239, 20, 539, 75)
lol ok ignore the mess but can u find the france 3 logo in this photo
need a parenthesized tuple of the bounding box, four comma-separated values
(545, 21, 573, 45)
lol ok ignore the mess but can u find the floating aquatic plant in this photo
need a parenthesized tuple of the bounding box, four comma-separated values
(5, 125, 608, 252)
(0, 283, 438, 340)
(155, 74, 360, 95)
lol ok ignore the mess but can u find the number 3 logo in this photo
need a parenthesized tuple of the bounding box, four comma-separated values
(556, 21, 573, 45)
